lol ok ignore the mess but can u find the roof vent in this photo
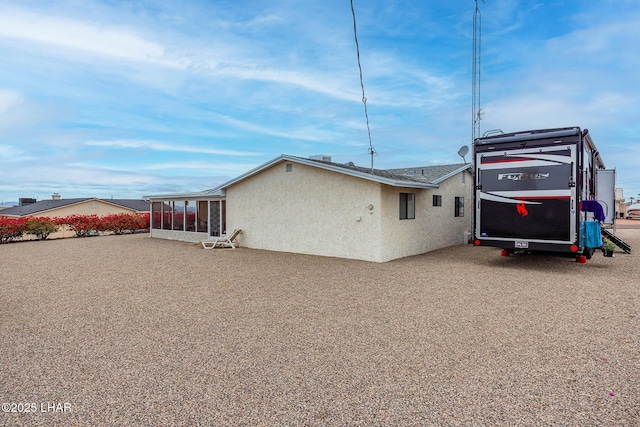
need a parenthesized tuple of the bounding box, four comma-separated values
(309, 154, 331, 162)
(52, 193, 61, 200)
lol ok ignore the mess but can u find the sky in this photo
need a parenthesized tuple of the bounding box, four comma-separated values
(1, 0, 639, 204)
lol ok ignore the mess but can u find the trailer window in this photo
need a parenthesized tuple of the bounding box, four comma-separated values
(400, 193, 415, 220)
(455, 197, 464, 217)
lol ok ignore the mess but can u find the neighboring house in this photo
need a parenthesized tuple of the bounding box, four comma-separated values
(145, 155, 472, 262)
(0, 198, 149, 239)
(0, 198, 149, 218)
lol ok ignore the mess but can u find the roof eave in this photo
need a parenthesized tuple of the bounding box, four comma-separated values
(431, 164, 472, 184)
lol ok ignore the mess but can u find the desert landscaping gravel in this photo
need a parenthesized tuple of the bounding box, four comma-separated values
(1, 225, 639, 426)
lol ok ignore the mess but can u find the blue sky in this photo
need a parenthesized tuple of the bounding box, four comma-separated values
(1, 0, 639, 204)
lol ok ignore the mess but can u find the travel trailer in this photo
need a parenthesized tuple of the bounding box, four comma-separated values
(472, 127, 629, 260)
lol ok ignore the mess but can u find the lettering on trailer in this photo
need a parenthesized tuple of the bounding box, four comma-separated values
(497, 172, 550, 181)
(516, 200, 529, 217)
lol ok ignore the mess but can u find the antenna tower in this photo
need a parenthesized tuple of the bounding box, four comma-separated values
(472, 0, 483, 144)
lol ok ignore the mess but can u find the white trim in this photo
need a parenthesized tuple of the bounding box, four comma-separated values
(431, 164, 472, 184)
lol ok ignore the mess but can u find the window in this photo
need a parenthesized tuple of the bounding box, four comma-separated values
(162, 202, 172, 230)
(285, 163, 293, 172)
(400, 193, 415, 220)
(152, 202, 162, 229)
(433, 195, 442, 207)
(185, 200, 196, 231)
(155, 200, 213, 232)
(197, 201, 208, 232)
(455, 197, 464, 217)
(173, 201, 185, 231)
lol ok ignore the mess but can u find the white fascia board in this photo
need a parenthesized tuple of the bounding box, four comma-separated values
(431, 164, 472, 184)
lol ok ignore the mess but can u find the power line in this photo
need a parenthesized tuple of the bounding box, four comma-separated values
(350, 0, 377, 171)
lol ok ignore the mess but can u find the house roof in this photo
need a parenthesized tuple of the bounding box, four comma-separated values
(0, 198, 149, 217)
(144, 155, 472, 200)
(211, 155, 445, 194)
(386, 163, 471, 184)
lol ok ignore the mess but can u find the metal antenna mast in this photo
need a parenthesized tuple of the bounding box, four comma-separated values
(472, 0, 483, 144)
(350, 0, 377, 171)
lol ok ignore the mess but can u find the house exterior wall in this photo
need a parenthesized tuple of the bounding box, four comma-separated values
(21, 200, 141, 240)
(226, 161, 385, 261)
(28, 200, 138, 218)
(378, 170, 473, 262)
(149, 228, 208, 243)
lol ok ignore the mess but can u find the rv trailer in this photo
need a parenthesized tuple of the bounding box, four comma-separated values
(472, 127, 627, 260)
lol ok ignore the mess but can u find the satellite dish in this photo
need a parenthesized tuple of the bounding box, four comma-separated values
(458, 145, 469, 164)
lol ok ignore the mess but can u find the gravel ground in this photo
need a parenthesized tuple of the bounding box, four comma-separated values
(1, 225, 639, 426)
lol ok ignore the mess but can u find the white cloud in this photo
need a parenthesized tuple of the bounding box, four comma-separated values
(85, 139, 262, 157)
(0, 144, 25, 159)
(0, 89, 22, 113)
(0, 8, 187, 68)
(208, 113, 341, 142)
(141, 161, 258, 174)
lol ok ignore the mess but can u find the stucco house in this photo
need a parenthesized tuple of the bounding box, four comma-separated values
(145, 155, 472, 262)
(0, 197, 149, 239)
(0, 197, 149, 218)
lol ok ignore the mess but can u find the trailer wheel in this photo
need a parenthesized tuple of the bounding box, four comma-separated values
(584, 248, 595, 260)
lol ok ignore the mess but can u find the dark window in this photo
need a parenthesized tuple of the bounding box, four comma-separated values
(455, 197, 464, 217)
(400, 193, 415, 220)
(433, 195, 442, 207)
(197, 201, 208, 233)
(151, 202, 162, 230)
(173, 201, 185, 231)
(162, 202, 172, 230)
(185, 200, 196, 231)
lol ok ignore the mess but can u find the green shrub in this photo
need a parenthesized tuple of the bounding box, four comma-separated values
(24, 217, 59, 240)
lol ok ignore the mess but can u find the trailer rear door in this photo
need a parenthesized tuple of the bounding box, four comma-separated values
(475, 144, 577, 244)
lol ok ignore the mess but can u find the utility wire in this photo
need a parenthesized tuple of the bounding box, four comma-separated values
(350, 0, 376, 170)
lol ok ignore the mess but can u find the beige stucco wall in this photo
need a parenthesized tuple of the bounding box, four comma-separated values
(226, 161, 385, 261)
(20, 200, 142, 240)
(226, 161, 473, 262)
(29, 200, 139, 218)
(379, 170, 473, 261)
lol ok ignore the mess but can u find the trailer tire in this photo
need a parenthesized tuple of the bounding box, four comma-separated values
(584, 248, 595, 260)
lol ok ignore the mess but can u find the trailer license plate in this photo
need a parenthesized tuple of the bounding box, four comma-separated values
(515, 241, 529, 248)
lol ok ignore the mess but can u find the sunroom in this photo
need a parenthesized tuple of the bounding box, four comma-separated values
(145, 190, 226, 243)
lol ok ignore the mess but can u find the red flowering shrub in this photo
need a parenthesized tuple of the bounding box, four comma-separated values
(0, 216, 28, 243)
(55, 214, 103, 237)
(55, 212, 149, 237)
(101, 212, 149, 234)
(1, 212, 150, 241)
